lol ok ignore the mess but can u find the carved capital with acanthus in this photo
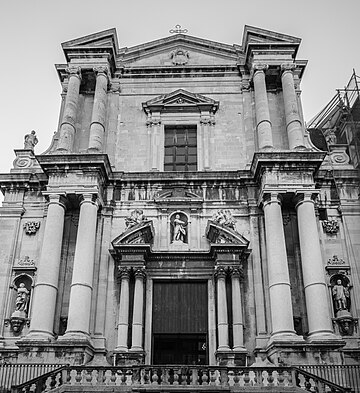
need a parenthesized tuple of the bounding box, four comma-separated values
(214, 266, 227, 280)
(65, 66, 82, 80)
(281, 63, 296, 74)
(118, 267, 131, 280)
(229, 266, 244, 280)
(134, 268, 146, 280)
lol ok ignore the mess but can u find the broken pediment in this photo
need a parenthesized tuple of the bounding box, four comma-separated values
(206, 220, 250, 247)
(143, 89, 219, 114)
(112, 220, 154, 246)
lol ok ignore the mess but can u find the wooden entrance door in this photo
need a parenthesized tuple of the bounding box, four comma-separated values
(152, 281, 208, 365)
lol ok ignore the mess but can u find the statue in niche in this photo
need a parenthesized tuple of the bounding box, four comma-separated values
(212, 209, 236, 231)
(125, 209, 146, 229)
(24, 130, 38, 151)
(171, 213, 187, 243)
(332, 279, 350, 313)
(14, 283, 29, 314)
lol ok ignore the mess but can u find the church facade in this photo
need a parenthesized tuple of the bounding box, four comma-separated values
(0, 25, 359, 374)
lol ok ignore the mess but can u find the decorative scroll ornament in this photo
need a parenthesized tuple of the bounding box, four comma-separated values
(23, 221, 40, 235)
(322, 219, 339, 234)
(211, 209, 236, 231)
(170, 48, 189, 65)
(327, 255, 346, 265)
(125, 209, 146, 229)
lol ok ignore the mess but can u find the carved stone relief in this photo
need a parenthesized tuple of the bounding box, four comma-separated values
(170, 49, 189, 65)
(322, 219, 339, 234)
(23, 221, 40, 235)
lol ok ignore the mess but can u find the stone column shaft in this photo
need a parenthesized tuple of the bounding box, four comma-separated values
(116, 268, 130, 351)
(230, 268, 245, 350)
(281, 63, 305, 149)
(88, 66, 109, 152)
(57, 67, 81, 152)
(295, 194, 334, 338)
(27, 195, 66, 339)
(263, 193, 296, 337)
(62, 194, 98, 340)
(253, 64, 274, 150)
(130, 269, 145, 351)
(215, 267, 230, 351)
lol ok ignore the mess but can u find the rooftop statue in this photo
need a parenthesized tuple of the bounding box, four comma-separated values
(24, 130, 38, 151)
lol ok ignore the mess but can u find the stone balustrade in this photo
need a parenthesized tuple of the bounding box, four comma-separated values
(12, 365, 351, 393)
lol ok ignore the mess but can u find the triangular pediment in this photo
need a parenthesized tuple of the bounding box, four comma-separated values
(143, 89, 219, 114)
(112, 220, 154, 246)
(242, 25, 301, 46)
(119, 34, 240, 67)
(206, 221, 250, 247)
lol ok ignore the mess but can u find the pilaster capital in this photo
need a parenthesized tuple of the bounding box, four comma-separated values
(262, 192, 282, 208)
(118, 267, 131, 280)
(79, 193, 99, 207)
(93, 65, 110, 79)
(214, 266, 227, 280)
(281, 63, 296, 74)
(241, 79, 251, 91)
(65, 66, 82, 80)
(294, 191, 318, 208)
(134, 268, 146, 280)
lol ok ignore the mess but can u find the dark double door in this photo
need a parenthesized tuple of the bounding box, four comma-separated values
(152, 281, 208, 365)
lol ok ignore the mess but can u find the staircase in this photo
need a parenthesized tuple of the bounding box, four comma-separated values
(2, 365, 354, 393)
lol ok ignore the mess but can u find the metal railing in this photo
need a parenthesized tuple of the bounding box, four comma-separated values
(298, 365, 360, 392)
(10, 365, 352, 393)
(0, 364, 62, 392)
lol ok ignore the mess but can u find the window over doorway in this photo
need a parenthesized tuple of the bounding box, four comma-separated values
(164, 125, 197, 171)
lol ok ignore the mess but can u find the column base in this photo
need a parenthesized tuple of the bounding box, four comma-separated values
(113, 350, 145, 365)
(267, 331, 305, 347)
(58, 331, 91, 344)
(306, 331, 345, 345)
(21, 330, 55, 342)
(216, 350, 247, 366)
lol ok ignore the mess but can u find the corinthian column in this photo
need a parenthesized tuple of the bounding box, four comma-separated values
(230, 267, 245, 350)
(263, 193, 297, 339)
(27, 195, 66, 340)
(88, 66, 109, 152)
(57, 66, 81, 153)
(115, 267, 130, 351)
(60, 194, 98, 341)
(295, 193, 335, 340)
(215, 267, 230, 351)
(252, 63, 274, 150)
(281, 63, 305, 150)
(130, 268, 146, 351)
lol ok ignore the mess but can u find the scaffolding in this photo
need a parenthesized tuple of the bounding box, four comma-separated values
(307, 69, 360, 170)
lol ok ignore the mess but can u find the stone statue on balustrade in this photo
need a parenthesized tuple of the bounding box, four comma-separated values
(125, 209, 146, 229)
(332, 279, 350, 314)
(24, 130, 38, 151)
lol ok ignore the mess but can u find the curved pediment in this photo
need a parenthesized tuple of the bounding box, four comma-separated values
(206, 220, 249, 247)
(143, 89, 219, 114)
(112, 220, 154, 246)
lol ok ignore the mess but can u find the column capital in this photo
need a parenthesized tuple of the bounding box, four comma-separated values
(252, 63, 269, 73)
(118, 267, 131, 280)
(214, 266, 227, 280)
(134, 268, 146, 280)
(93, 65, 110, 79)
(79, 193, 99, 207)
(281, 63, 296, 74)
(65, 66, 82, 80)
(262, 192, 282, 208)
(294, 192, 318, 208)
(47, 194, 67, 210)
(229, 266, 244, 280)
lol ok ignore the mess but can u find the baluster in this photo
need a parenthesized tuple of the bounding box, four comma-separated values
(262, 370, 269, 387)
(125, 370, 132, 386)
(298, 373, 306, 389)
(132, 368, 140, 385)
(209, 370, 216, 385)
(75, 370, 82, 385)
(249, 370, 256, 386)
(84, 369, 92, 385)
(243, 370, 250, 386)
(228, 370, 235, 386)
(214, 370, 221, 386)
(201, 368, 209, 385)
(114, 369, 122, 385)
(238, 371, 246, 387)
(96, 369, 103, 385)
(69, 369, 77, 385)
(151, 369, 159, 385)
(272, 370, 279, 386)
(162, 368, 170, 385)
(180, 368, 187, 385)
(220, 369, 228, 386)
(190, 368, 198, 385)
(103, 369, 112, 385)
(173, 369, 180, 385)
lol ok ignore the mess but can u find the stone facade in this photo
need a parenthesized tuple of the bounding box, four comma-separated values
(0, 26, 359, 370)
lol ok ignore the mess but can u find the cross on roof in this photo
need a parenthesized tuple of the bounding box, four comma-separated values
(169, 24, 188, 34)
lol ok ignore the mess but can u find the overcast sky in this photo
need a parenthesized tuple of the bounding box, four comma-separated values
(0, 0, 359, 178)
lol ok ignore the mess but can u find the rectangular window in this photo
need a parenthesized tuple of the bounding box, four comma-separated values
(164, 125, 197, 171)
